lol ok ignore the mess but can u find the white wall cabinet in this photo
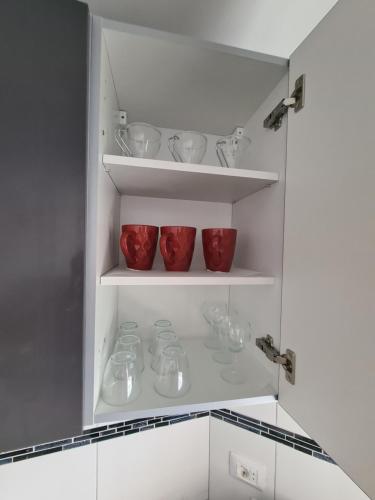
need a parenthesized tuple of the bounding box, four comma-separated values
(83, 1, 375, 498)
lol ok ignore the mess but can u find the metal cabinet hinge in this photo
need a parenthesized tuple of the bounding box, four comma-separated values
(263, 74, 305, 131)
(256, 335, 296, 385)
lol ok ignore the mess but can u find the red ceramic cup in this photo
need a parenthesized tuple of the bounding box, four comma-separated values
(202, 228, 237, 272)
(160, 226, 196, 272)
(120, 224, 159, 271)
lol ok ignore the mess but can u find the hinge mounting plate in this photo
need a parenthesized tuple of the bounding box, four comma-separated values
(263, 74, 305, 131)
(256, 335, 296, 385)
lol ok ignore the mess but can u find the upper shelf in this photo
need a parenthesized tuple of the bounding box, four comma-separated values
(100, 266, 274, 286)
(103, 155, 279, 203)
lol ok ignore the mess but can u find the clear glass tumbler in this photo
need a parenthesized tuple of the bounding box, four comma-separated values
(119, 321, 138, 337)
(151, 330, 179, 372)
(114, 334, 144, 372)
(101, 351, 141, 406)
(149, 319, 173, 354)
(154, 345, 191, 398)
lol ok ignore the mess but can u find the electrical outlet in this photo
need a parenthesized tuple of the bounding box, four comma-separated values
(229, 452, 266, 490)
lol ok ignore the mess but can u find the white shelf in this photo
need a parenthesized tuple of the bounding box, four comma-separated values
(100, 266, 275, 286)
(94, 338, 277, 424)
(103, 155, 278, 203)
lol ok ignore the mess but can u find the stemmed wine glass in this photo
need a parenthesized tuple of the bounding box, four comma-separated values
(201, 301, 227, 350)
(212, 315, 235, 364)
(220, 317, 251, 384)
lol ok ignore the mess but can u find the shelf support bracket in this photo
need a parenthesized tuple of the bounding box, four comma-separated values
(263, 74, 305, 131)
(256, 335, 296, 385)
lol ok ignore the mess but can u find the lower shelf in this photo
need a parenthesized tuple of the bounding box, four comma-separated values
(100, 266, 275, 286)
(94, 338, 277, 424)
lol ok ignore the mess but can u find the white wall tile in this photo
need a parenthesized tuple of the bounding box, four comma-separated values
(276, 405, 309, 437)
(98, 417, 209, 500)
(232, 401, 277, 425)
(0, 445, 97, 500)
(275, 444, 370, 500)
(209, 418, 275, 500)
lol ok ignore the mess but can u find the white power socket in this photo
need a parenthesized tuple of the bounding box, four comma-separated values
(229, 452, 266, 490)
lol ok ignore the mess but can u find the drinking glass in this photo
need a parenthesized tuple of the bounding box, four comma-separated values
(212, 315, 235, 364)
(154, 345, 191, 398)
(216, 134, 251, 168)
(119, 321, 138, 337)
(201, 301, 227, 349)
(168, 131, 207, 164)
(220, 318, 251, 384)
(149, 319, 173, 354)
(115, 122, 161, 159)
(101, 351, 141, 406)
(151, 330, 179, 372)
(114, 334, 144, 372)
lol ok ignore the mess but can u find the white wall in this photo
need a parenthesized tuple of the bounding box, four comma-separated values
(0, 408, 369, 500)
(208, 403, 370, 500)
(209, 403, 277, 500)
(0, 445, 96, 500)
(0, 417, 209, 500)
(85, 0, 338, 59)
(98, 417, 209, 500)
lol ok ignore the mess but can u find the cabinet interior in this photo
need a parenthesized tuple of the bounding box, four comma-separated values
(84, 18, 289, 425)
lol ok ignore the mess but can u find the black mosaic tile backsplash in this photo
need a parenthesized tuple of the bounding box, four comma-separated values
(0, 408, 335, 466)
(211, 409, 335, 464)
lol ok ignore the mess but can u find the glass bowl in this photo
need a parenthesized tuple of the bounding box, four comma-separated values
(168, 131, 207, 164)
(216, 134, 251, 168)
(115, 122, 161, 159)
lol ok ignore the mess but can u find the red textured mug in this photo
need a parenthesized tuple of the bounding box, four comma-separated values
(202, 228, 237, 272)
(120, 224, 158, 271)
(160, 226, 196, 272)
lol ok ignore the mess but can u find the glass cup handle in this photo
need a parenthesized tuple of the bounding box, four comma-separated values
(168, 135, 182, 162)
(216, 140, 229, 168)
(115, 128, 133, 156)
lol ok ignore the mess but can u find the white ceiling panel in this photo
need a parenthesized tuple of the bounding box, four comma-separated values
(104, 28, 287, 134)
(86, 0, 339, 58)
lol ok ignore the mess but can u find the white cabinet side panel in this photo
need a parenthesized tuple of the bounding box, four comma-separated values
(93, 30, 121, 411)
(280, 1, 375, 497)
(231, 75, 288, 383)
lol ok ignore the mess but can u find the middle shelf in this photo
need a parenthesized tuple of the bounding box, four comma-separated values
(103, 154, 279, 203)
(100, 266, 275, 286)
(95, 337, 277, 423)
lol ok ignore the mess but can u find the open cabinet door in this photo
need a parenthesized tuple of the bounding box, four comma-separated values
(279, 0, 375, 497)
(0, 0, 87, 451)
